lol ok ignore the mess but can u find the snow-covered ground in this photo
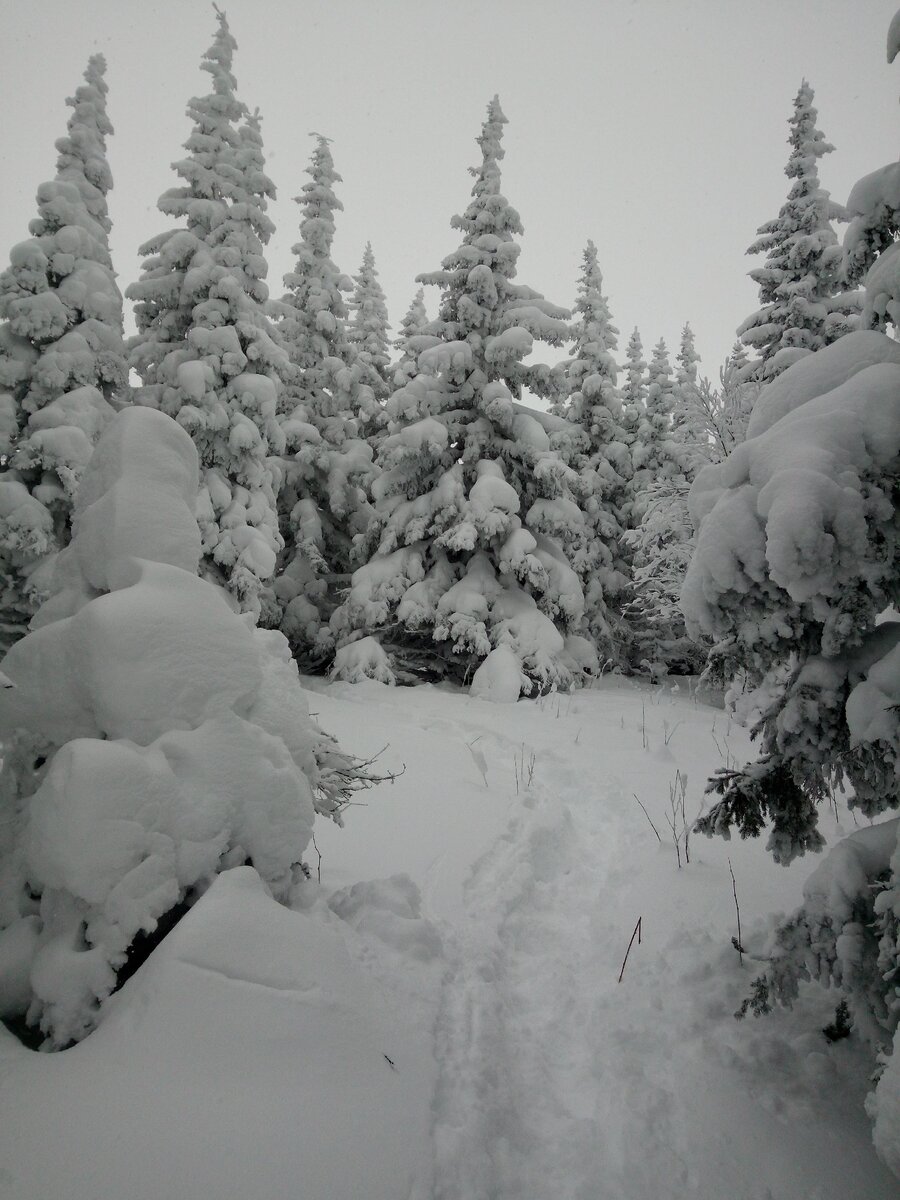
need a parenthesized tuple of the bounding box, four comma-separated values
(0, 675, 896, 1199)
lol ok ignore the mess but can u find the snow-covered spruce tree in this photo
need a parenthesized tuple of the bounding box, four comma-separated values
(620, 326, 647, 441)
(672, 322, 707, 468)
(0, 406, 367, 1048)
(555, 241, 632, 662)
(683, 24, 900, 1158)
(392, 286, 429, 390)
(0, 54, 127, 653)
(625, 337, 706, 674)
(348, 241, 391, 403)
(628, 338, 677, 522)
(737, 81, 855, 382)
(127, 11, 286, 617)
(272, 136, 378, 666)
(331, 96, 586, 697)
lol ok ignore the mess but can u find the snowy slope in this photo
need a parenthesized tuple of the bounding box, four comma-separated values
(0, 676, 896, 1199)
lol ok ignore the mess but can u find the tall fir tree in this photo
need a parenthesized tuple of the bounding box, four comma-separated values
(347, 241, 391, 402)
(273, 136, 377, 664)
(391, 286, 429, 391)
(738, 81, 854, 381)
(127, 10, 287, 617)
(0, 54, 127, 652)
(672, 322, 707, 470)
(331, 96, 585, 693)
(624, 337, 705, 671)
(620, 326, 647, 426)
(557, 241, 631, 659)
(630, 338, 677, 516)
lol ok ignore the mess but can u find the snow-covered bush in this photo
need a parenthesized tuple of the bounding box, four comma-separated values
(330, 98, 582, 697)
(127, 13, 286, 617)
(683, 20, 900, 1157)
(0, 55, 127, 652)
(0, 406, 357, 1048)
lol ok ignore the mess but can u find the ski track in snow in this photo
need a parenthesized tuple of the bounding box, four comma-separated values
(429, 738, 683, 1199)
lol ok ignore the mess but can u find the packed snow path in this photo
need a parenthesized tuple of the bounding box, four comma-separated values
(313, 678, 898, 1200)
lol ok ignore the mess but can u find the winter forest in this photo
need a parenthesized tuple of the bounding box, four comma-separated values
(0, 1, 897, 1196)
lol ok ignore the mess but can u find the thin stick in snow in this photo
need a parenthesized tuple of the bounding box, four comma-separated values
(729, 857, 743, 966)
(618, 916, 643, 983)
(632, 793, 662, 842)
(312, 832, 323, 884)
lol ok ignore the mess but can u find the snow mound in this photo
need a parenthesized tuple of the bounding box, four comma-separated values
(0, 407, 327, 1046)
(745, 330, 900, 438)
(329, 874, 443, 962)
(0, 868, 434, 1200)
(471, 643, 525, 703)
(331, 635, 396, 685)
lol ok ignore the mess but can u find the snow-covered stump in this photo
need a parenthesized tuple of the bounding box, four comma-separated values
(0, 407, 333, 1048)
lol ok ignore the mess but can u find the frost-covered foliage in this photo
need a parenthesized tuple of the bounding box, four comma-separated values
(272, 136, 378, 666)
(738, 81, 856, 382)
(736, 817, 900, 1177)
(347, 242, 391, 403)
(555, 241, 631, 659)
(331, 97, 583, 696)
(127, 13, 286, 617)
(0, 406, 347, 1048)
(637, 351, 760, 666)
(0, 55, 127, 653)
(683, 321, 900, 1163)
(692, 344, 760, 460)
(685, 330, 900, 856)
(625, 475, 707, 675)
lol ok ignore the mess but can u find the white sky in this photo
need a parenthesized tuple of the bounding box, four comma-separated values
(0, 0, 897, 385)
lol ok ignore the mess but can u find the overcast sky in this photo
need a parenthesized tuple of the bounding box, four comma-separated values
(0, 0, 896, 389)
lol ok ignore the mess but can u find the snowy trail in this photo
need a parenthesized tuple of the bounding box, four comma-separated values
(309, 678, 899, 1200)
(6, 678, 888, 1199)
(429, 749, 676, 1199)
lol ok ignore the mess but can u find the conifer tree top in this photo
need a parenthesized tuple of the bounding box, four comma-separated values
(53, 53, 114, 228)
(784, 80, 834, 180)
(676, 323, 700, 387)
(471, 94, 507, 197)
(203, 6, 238, 98)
